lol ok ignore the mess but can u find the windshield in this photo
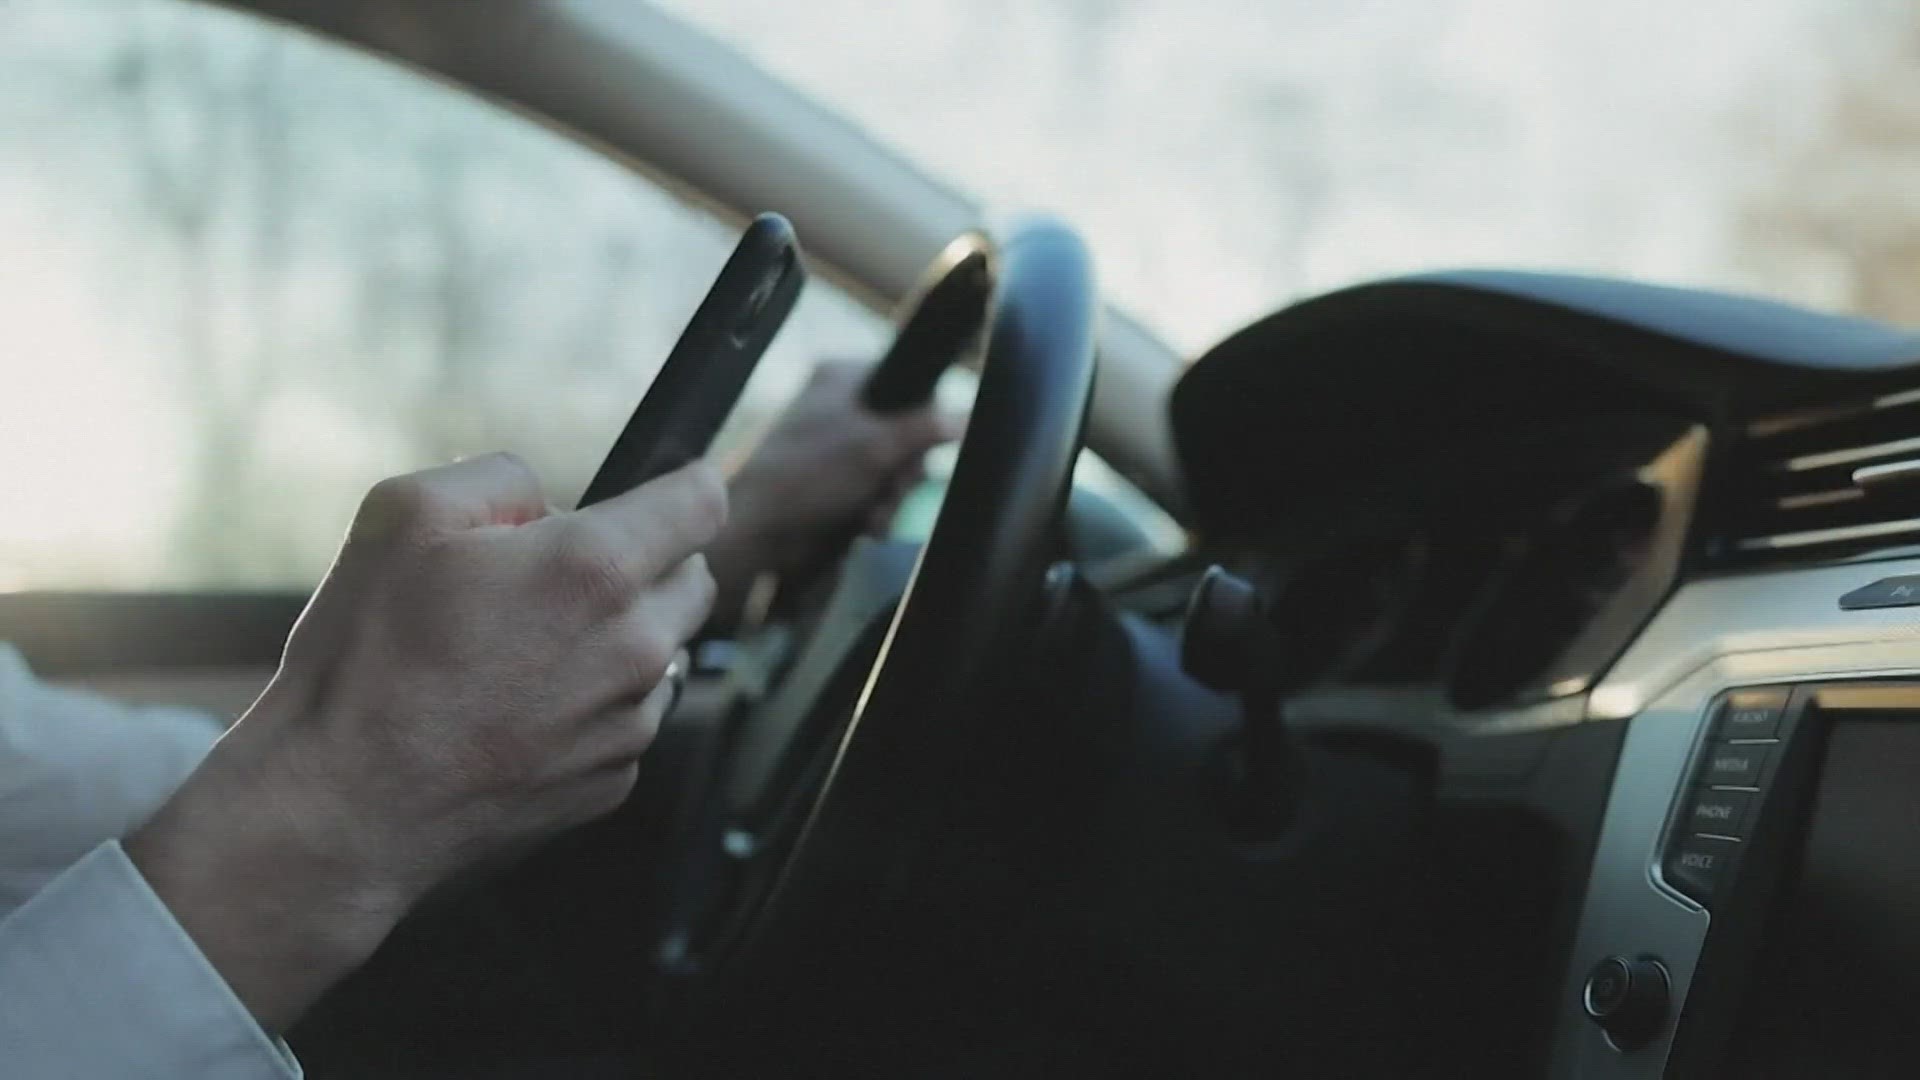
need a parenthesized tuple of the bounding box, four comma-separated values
(659, 0, 1893, 355)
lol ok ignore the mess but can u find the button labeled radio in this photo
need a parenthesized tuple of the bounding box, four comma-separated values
(1715, 688, 1790, 739)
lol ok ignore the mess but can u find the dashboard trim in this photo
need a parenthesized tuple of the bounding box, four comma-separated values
(1553, 551, 1920, 1079)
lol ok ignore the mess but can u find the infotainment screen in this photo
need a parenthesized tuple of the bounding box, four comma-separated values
(1716, 715, 1920, 1076)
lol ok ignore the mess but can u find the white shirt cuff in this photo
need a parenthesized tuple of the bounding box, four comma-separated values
(0, 840, 302, 1079)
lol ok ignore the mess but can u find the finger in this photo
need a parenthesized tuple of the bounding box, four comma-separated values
(564, 760, 642, 825)
(563, 677, 677, 773)
(541, 459, 728, 590)
(357, 452, 549, 536)
(572, 554, 716, 709)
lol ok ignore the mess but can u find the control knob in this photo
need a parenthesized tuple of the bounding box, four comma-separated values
(1582, 955, 1670, 1050)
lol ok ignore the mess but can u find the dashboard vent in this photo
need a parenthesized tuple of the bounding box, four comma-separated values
(1718, 387, 1920, 565)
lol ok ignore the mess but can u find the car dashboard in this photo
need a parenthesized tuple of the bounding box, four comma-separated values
(40, 268, 1920, 1080)
(1159, 270, 1920, 1077)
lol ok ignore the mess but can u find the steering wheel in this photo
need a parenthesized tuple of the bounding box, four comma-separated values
(633, 216, 1098, 1020)
(287, 217, 1097, 1073)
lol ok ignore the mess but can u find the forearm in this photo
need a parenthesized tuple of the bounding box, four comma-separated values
(124, 694, 418, 1034)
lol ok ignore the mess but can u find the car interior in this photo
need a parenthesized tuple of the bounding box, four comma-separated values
(6, 2, 1920, 1078)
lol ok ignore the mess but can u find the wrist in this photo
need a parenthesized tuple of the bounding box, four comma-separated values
(125, 697, 419, 1032)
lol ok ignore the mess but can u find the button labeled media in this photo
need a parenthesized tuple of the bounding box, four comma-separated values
(1701, 743, 1772, 788)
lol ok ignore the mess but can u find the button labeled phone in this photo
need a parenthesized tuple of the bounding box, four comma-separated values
(1686, 788, 1755, 837)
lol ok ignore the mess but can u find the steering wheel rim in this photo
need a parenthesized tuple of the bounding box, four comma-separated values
(681, 215, 1099, 998)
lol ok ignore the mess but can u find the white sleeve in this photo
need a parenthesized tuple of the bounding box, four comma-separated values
(0, 644, 300, 1077)
(0, 645, 224, 914)
(0, 840, 302, 1078)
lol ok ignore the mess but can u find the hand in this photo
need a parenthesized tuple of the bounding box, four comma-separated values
(126, 453, 726, 1032)
(706, 360, 962, 614)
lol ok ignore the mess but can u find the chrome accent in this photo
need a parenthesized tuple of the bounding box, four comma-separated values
(1852, 457, 1920, 490)
(662, 647, 691, 717)
(1733, 514, 1920, 553)
(1553, 552, 1920, 1079)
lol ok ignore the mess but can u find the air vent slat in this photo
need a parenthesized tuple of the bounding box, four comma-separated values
(1718, 389, 1920, 566)
(1781, 434, 1920, 473)
(1777, 487, 1865, 512)
(1736, 515, 1920, 553)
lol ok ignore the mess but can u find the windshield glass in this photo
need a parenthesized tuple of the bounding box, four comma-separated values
(660, 0, 1890, 355)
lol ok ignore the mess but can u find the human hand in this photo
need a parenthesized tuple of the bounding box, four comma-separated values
(706, 360, 962, 614)
(127, 452, 725, 1031)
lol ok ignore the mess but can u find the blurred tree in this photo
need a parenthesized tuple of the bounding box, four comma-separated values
(0, 0, 878, 588)
(1733, 2, 1920, 324)
(112, 8, 264, 578)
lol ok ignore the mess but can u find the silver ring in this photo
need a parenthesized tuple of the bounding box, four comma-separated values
(662, 648, 691, 717)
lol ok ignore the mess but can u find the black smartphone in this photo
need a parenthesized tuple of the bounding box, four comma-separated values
(577, 212, 806, 509)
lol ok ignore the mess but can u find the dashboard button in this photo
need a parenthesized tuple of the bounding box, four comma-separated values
(1714, 688, 1790, 739)
(1839, 575, 1920, 611)
(1700, 742, 1773, 788)
(1686, 788, 1755, 837)
(1666, 834, 1741, 904)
